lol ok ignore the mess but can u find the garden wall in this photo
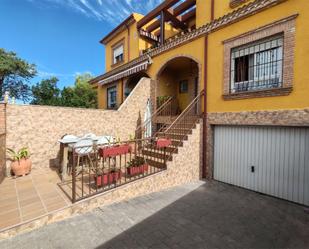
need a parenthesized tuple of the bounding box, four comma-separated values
(5, 78, 153, 174)
(0, 104, 5, 182)
(0, 121, 202, 239)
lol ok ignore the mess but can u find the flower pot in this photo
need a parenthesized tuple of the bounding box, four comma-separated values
(11, 158, 32, 177)
(156, 138, 172, 148)
(94, 170, 122, 187)
(127, 164, 149, 176)
(99, 144, 131, 158)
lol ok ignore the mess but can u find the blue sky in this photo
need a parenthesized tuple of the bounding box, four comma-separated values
(0, 0, 163, 90)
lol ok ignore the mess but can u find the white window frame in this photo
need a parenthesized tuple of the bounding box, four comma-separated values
(113, 44, 124, 65)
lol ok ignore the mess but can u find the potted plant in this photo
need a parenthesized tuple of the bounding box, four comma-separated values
(126, 157, 149, 176)
(94, 167, 122, 187)
(156, 138, 172, 148)
(99, 138, 131, 158)
(7, 147, 32, 177)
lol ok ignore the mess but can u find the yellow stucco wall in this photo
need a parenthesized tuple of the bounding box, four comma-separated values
(146, 40, 204, 112)
(207, 0, 309, 112)
(98, 0, 309, 112)
(196, 0, 212, 28)
(104, 14, 145, 72)
(146, 0, 309, 113)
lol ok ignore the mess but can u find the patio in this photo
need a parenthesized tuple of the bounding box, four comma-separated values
(0, 138, 167, 232)
(0, 168, 70, 231)
(0, 181, 308, 249)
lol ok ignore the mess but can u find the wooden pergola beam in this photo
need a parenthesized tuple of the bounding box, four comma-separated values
(180, 8, 196, 22)
(137, 0, 181, 29)
(172, 0, 196, 16)
(146, 19, 161, 33)
(146, 7, 188, 33)
(160, 10, 166, 43)
(164, 10, 187, 30)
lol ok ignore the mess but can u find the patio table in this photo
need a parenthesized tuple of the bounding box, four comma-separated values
(58, 136, 101, 181)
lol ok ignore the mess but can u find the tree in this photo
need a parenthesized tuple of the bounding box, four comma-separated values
(0, 48, 36, 102)
(31, 73, 97, 109)
(61, 73, 97, 108)
(31, 77, 61, 106)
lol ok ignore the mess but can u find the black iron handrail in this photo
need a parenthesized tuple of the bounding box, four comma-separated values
(163, 91, 204, 160)
(67, 137, 167, 203)
(135, 96, 174, 139)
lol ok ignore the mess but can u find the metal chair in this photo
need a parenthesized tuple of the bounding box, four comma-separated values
(73, 138, 94, 176)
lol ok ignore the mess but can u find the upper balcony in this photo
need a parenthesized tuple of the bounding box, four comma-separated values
(137, 0, 197, 51)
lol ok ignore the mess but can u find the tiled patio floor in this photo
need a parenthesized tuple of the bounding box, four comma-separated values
(0, 165, 163, 232)
(0, 169, 70, 231)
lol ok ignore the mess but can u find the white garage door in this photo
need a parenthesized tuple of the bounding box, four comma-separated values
(214, 126, 309, 206)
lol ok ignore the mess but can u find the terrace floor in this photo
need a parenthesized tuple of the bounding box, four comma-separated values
(0, 164, 163, 232)
(1, 181, 308, 249)
(0, 168, 70, 231)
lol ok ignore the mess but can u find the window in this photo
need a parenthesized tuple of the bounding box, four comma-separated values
(113, 44, 124, 65)
(230, 35, 283, 93)
(107, 86, 117, 109)
(179, 80, 189, 93)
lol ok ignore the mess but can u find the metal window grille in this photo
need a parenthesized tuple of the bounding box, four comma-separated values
(230, 34, 284, 93)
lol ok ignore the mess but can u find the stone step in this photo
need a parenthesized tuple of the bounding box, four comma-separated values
(157, 133, 188, 141)
(143, 144, 178, 154)
(136, 156, 166, 169)
(141, 149, 173, 161)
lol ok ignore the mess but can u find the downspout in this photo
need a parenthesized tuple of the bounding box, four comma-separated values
(124, 24, 130, 105)
(211, 0, 215, 20)
(202, 36, 209, 179)
(121, 78, 124, 104)
(125, 24, 130, 61)
(202, 0, 215, 179)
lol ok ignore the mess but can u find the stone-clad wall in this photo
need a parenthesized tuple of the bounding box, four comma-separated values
(5, 78, 152, 173)
(0, 104, 5, 182)
(0, 121, 202, 239)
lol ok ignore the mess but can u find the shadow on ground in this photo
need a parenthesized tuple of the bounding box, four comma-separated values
(96, 181, 309, 249)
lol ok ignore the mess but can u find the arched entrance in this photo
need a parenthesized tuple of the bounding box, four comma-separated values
(156, 56, 200, 113)
(124, 72, 149, 98)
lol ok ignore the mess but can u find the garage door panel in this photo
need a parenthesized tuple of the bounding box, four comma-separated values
(305, 131, 309, 205)
(214, 126, 309, 206)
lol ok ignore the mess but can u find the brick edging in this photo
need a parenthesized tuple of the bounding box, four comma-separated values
(223, 87, 293, 100)
(222, 14, 297, 98)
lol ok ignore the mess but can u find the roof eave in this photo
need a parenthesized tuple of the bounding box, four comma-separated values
(100, 14, 136, 45)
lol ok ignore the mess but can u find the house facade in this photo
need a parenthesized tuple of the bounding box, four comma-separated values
(90, 0, 309, 206)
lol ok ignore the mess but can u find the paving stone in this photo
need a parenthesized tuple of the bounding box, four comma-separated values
(1, 181, 309, 249)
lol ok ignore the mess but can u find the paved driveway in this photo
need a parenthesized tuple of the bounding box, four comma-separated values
(1, 181, 308, 249)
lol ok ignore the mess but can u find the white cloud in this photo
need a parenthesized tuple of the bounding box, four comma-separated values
(27, 0, 164, 26)
(37, 70, 74, 78)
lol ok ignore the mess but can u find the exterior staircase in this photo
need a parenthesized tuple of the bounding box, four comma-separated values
(68, 92, 203, 203)
(137, 93, 203, 169)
